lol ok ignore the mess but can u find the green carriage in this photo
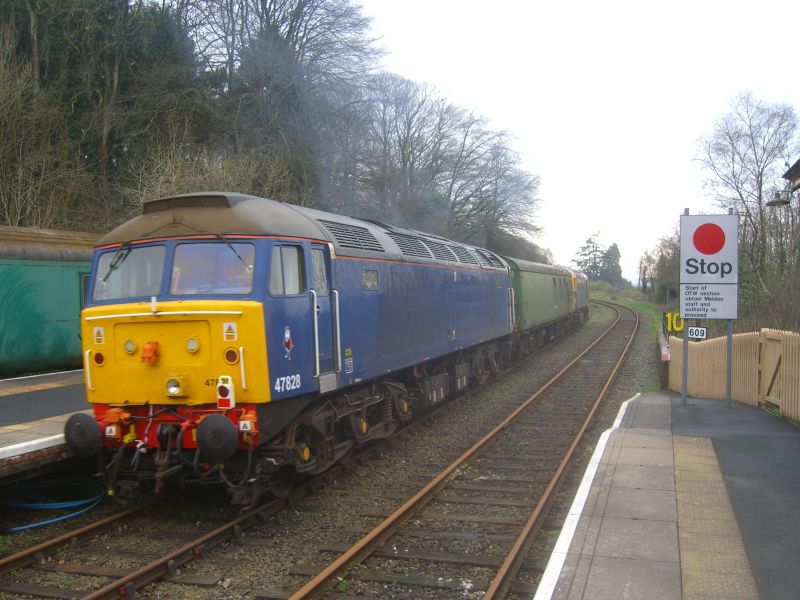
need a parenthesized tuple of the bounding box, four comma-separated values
(0, 226, 96, 376)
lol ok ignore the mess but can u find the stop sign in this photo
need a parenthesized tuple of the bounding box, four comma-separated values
(680, 214, 738, 284)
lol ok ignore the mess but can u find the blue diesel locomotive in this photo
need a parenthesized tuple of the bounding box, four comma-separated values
(65, 192, 588, 504)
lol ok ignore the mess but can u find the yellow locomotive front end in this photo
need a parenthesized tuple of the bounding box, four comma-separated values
(82, 300, 268, 451)
(82, 300, 268, 411)
(64, 233, 275, 499)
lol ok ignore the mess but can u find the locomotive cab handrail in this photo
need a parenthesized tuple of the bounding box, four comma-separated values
(84, 350, 95, 391)
(508, 287, 516, 329)
(85, 310, 243, 321)
(310, 289, 320, 378)
(239, 346, 247, 390)
(333, 290, 342, 373)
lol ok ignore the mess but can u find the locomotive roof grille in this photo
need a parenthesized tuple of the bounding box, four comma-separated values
(449, 245, 480, 265)
(143, 195, 231, 214)
(425, 239, 460, 262)
(387, 233, 433, 259)
(476, 249, 504, 268)
(319, 220, 385, 252)
(472, 251, 490, 268)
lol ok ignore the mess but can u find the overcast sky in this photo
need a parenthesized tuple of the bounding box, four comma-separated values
(359, 0, 799, 282)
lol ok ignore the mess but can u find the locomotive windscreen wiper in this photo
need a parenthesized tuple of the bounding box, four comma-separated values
(217, 234, 253, 271)
(100, 243, 131, 282)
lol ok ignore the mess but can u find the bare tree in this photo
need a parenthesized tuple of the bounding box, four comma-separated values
(698, 92, 797, 297)
(181, 0, 378, 90)
(469, 139, 539, 245)
(440, 109, 505, 237)
(359, 74, 438, 224)
(0, 33, 86, 228)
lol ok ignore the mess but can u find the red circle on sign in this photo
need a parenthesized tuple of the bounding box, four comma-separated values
(693, 223, 726, 255)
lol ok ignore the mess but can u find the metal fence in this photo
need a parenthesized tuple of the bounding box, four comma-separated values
(667, 329, 800, 422)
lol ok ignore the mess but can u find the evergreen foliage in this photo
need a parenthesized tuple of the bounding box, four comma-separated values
(573, 233, 624, 285)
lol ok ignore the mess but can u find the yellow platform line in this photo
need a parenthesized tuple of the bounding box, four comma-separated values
(0, 374, 84, 397)
(675, 436, 759, 600)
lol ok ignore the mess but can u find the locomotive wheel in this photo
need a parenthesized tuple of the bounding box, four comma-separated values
(348, 413, 370, 441)
(296, 442, 313, 463)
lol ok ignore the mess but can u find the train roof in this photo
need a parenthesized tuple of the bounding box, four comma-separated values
(0, 225, 96, 262)
(99, 192, 508, 271)
(503, 256, 575, 277)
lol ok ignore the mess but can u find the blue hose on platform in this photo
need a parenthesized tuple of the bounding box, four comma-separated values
(2, 478, 107, 532)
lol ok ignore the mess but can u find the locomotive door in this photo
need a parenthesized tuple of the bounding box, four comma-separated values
(310, 245, 336, 385)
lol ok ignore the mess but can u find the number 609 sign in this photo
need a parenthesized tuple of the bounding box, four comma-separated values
(687, 326, 708, 340)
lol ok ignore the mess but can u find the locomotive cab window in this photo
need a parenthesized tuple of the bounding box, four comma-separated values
(270, 245, 306, 296)
(93, 245, 165, 300)
(171, 242, 254, 295)
(311, 248, 329, 295)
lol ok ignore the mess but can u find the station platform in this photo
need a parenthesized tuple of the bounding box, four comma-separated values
(0, 371, 90, 479)
(535, 390, 800, 600)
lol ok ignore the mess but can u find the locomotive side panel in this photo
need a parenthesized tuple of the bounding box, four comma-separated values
(331, 258, 512, 387)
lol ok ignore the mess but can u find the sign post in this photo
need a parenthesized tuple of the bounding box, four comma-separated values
(679, 210, 738, 405)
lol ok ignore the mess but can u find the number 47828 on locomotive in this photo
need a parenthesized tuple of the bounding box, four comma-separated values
(65, 192, 588, 505)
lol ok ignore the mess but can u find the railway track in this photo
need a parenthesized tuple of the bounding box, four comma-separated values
(0, 301, 634, 599)
(277, 300, 637, 599)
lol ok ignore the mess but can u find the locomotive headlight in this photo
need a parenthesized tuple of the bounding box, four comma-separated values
(185, 337, 200, 353)
(166, 377, 186, 397)
(166, 379, 181, 395)
(124, 339, 137, 355)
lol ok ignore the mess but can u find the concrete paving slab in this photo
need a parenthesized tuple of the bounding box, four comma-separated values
(602, 446, 674, 466)
(593, 516, 678, 562)
(549, 553, 591, 600)
(603, 487, 676, 520)
(614, 430, 673, 448)
(610, 463, 675, 490)
(575, 556, 680, 600)
(565, 514, 604, 557)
